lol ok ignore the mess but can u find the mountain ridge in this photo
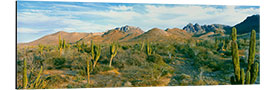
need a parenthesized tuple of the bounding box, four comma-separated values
(18, 15, 259, 46)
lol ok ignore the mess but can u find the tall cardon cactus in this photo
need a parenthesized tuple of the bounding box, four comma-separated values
(230, 28, 259, 85)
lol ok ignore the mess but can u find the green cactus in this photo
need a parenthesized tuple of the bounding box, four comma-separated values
(232, 27, 237, 41)
(230, 28, 259, 85)
(245, 70, 251, 84)
(58, 35, 63, 56)
(92, 44, 101, 69)
(221, 40, 225, 51)
(58, 34, 66, 56)
(247, 30, 256, 71)
(146, 41, 152, 56)
(91, 40, 94, 59)
(214, 37, 219, 50)
(23, 59, 28, 89)
(58, 34, 62, 48)
(250, 62, 259, 84)
(89, 40, 101, 69)
(22, 58, 45, 89)
(109, 42, 118, 67)
(87, 56, 92, 85)
(62, 40, 66, 49)
(240, 68, 245, 84)
(231, 40, 241, 83)
(38, 44, 44, 55)
(140, 41, 145, 51)
(33, 66, 43, 87)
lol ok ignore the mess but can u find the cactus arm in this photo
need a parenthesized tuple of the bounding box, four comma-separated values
(33, 66, 43, 87)
(141, 41, 145, 51)
(245, 70, 251, 84)
(91, 40, 95, 60)
(247, 30, 256, 71)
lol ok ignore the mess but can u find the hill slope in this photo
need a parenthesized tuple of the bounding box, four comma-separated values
(19, 31, 92, 46)
(79, 25, 144, 43)
(234, 14, 260, 34)
(130, 28, 192, 42)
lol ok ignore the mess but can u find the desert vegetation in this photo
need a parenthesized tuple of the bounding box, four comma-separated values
(16, 26, 260, 89)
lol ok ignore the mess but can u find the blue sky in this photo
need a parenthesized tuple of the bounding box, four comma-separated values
(17, 1, 259, 43)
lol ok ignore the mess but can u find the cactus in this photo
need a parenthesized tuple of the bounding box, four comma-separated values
(109, 42, 118, 67)
(247, 30, 256, 71)
(58, 35, 62, 56)
(92, 45, 101, 68)
(240, 68, 245, 84)
(23, 59, 28, 89)
(231, 27, 241, 83)
(87, 56, 92, 84)
(250, 62, 259, 84)
(140, 41, 145, 51)
(230, 28, 259, 85)
(89, 40, 101, 69)
(62, 40, 66, 49)
(38, 44, 44, 55)
(33, 66, 43, 87)
(245, 70, 251, 84)
(221, 40, 225, 51)
(146, 41, 152, 56)
(214, 37, 219, 50)
(22, 58, 45, 89)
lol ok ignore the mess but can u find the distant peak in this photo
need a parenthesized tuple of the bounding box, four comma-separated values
(114, 25, 142, 32)
(150, 28, 162, 30)
(54, 31, 68, 35)
(187, 23, 193, 26)
(194, 23, 200, 26)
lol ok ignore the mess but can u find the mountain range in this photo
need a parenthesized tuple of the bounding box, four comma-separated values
(18, 14, 259, 46)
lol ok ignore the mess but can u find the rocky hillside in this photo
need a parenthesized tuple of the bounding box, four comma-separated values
(234, 14, 260, 34)
(183, 23, 231, 35)
(79, 25, 144, 43)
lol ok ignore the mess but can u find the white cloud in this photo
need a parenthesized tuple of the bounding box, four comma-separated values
(18, 28, 43, 33)
(17, 11, 116, 33)
(18, 5, 259, 33)
(109, 5, 133, 11)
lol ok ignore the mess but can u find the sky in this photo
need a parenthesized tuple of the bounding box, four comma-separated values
(17, 1, 259, 43)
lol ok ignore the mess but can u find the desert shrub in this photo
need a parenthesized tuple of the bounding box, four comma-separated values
(52, 57, 66, 69)
(92, 64, 114, 74)
(176, 44, 197, 58)
(146, 54, 164, 64)
(163, 57, 174, 64)
(196, 40, 215, 49)
(223, 50, 231, 57)
(121, 45, 130, 50)
(111, 48, 147, 67)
